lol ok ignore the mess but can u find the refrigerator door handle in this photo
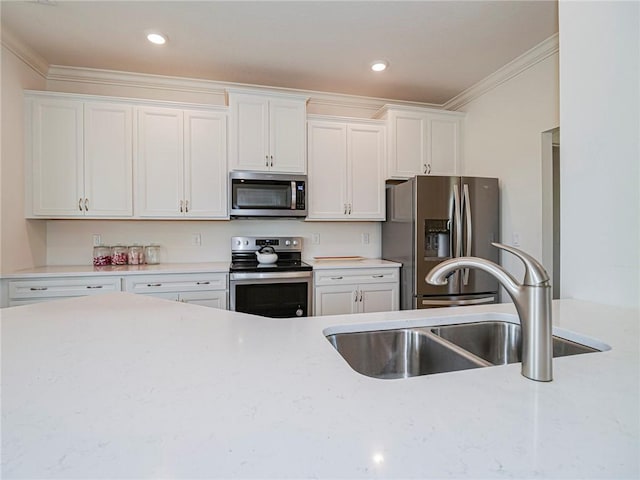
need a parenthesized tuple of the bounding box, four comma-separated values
(462, 183, 473, 285)
(421, 296, 495, 307)
(453, 183, 462, 258)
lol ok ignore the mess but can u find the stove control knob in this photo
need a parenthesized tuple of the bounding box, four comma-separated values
(285, 240, 291, 246)
(292, 240, 298, 246)
(295, 308, 304, 317)
(244, 240, 249, 246)
(235, 240, 241, 246)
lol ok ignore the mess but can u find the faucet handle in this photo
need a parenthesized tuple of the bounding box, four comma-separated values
(492, 242, 550, 286)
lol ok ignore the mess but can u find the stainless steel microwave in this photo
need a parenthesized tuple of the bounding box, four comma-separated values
(229, 172, 307, 218)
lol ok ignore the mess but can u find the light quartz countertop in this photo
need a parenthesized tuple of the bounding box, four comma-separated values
(0, 262, 231, 278)
(305, 258, 401, 269)
(1, 294, 638, 479)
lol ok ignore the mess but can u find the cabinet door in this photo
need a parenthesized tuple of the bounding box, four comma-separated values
(387, 111, 427, 179)
(84, 103, 133, 216)
(269, 98, 307, 173)
(136, 107, 184, 217)
(307, 121, 348, 219)
(360, 283, 399, 313)
(427, 115, 461, 175)
(314, 285, 358, 316)
(184, 110, 228, 218)
(29, 98, 84, 216)
(229, 94, 269, 171)
(179, 291, 227, 309)
(348, 124, 385, 220)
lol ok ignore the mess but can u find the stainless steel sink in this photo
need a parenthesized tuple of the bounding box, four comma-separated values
(430, 321, 599, 365)
(326, 328, 490, 379)
(326, 320, 600, 380)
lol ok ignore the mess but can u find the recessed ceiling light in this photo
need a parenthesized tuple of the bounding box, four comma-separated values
(371, 61, 388, 72)
(146, 32, 167, 45)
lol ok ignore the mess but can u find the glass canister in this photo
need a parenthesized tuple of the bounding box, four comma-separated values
(93, 246, 112, 266)
(127, 245, 145, 265)
(144, 244, 161, 265)
(111, 245, 129, 265)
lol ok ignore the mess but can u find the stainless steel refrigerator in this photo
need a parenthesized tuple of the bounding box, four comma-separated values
(382, 175, 500, 309)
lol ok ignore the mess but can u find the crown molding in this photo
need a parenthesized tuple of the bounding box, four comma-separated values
(0, 27, 48, 78)
(443, 33, 559, 111)
(46, 65, 440, 114)
(6, 31, 558, 115)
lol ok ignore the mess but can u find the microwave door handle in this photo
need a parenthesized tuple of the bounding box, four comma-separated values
(291, 181, 296, 209)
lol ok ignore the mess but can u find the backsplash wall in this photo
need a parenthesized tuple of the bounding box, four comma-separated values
(46, 220, 382, 265)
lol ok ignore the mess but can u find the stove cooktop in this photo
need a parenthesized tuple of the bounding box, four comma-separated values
(229, 259, 312, 273)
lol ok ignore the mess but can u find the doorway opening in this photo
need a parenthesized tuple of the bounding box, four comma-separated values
(542, 127, 560, 299)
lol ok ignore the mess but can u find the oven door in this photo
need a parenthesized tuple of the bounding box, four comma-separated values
(230, 272, 312, 318)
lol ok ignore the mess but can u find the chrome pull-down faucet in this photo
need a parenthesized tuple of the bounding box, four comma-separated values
(425, 242, 553, 382)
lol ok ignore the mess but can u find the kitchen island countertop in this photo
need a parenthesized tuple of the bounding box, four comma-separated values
(1, 294, 638, 478)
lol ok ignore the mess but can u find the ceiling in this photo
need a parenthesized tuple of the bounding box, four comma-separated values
(0, 1, 558, 105)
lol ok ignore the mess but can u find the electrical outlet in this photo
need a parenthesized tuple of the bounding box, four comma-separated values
(311, 233, 320, 245)
(512, 232, 521, 247)
(92, 234, 102, 247)
(192, 233, 202, 246)
(361, 233, 370, 245)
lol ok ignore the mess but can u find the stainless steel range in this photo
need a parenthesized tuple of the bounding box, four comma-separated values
(229, 236, 312, 318)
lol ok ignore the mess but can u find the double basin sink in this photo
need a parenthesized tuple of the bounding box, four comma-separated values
(326, 320, 601, 380)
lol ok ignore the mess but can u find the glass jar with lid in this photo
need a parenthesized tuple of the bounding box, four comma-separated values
(144, 244, 161, 265)
(93, 246, 112, 266)
(127, 245, 145, 265)
(111, 245, 128, 265)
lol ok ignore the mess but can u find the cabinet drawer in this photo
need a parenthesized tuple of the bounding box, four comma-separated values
(124, 273, 227, 294)
(9, 277, 121, 299)
(314, 268, 399, 286)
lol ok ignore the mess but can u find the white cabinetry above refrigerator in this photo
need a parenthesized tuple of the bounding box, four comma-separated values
(375, 105, 465, 180)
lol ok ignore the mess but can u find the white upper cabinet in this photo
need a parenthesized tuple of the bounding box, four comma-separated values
(26, 94, 133, 217)
(376, 105, 465, 179)
(307, 117, 385, 221)
(136, 107, 227, 219)
(84, 103, 133, 216)
(228, 91, 307, 173)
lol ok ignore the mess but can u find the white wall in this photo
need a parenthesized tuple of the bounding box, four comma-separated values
(0, 44, 47, 273)
(559, 1, 639, 308)
(46, 219, 381, 265)
(457, 53, 559, 282)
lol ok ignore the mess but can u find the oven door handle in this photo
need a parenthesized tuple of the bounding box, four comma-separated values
(230, 271, 312, 281)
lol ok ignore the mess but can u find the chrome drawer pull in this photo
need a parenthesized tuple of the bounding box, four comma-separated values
(30, 287, 48, 291)
(86, 285, 103, 289)
(196, 281, 210, 285)
(372, 274, 384, 278)
(330, 276, 343, 280)
(147, 283, 162, 287)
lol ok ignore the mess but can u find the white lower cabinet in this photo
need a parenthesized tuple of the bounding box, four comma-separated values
(7, 276, 121, 307)
(3, 272, 228, 309)
(313, 267, 399, 316)
(123, 273, 228, 309)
